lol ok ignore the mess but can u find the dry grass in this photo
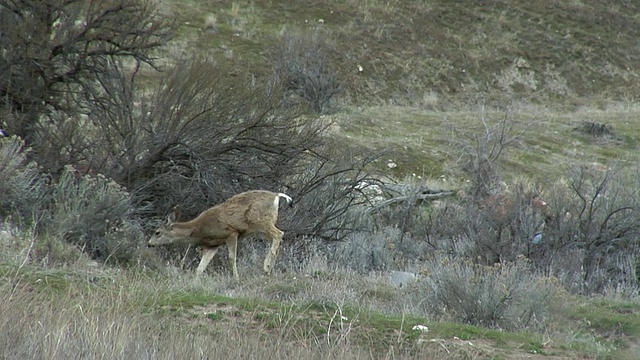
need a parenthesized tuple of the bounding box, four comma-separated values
(2, 224, 640, 359)
(0, 266, 474, 360)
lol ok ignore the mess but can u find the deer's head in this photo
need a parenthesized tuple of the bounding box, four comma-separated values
(149, 207, 192, 245)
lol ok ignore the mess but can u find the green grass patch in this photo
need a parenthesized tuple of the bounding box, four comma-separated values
(571, 299, 640, 338)
(0, 264, 113, 293)
(206, 311, 225, 321)
(432, 321, 544, 353)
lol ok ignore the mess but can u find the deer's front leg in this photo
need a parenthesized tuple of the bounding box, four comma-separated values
(196, 246, 219, 275)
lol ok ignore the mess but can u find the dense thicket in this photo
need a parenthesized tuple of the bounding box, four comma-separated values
(0, 0, 377, 266)
(1, 0, 639, 300)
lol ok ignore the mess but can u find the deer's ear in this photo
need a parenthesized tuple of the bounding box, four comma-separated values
(167, 206, 180, 224)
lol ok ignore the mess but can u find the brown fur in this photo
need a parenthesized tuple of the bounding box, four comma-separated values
(149, 190, 292, 279)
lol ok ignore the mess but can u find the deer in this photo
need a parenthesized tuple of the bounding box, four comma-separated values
(148, 190, 292, 280)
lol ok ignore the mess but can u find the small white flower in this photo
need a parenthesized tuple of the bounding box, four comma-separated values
(341, 316, 348, 321)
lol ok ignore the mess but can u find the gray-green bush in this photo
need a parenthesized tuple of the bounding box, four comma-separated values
(419, 257, 556, 331)
(0, 136, 47, 222)
(332, 228, 397, 272)
(47, 167, 142, 261)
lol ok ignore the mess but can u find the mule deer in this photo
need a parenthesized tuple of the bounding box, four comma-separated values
(149, 190, 292, 279)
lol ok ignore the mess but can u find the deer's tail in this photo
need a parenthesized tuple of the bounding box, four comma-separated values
(278, 193, 293, 207)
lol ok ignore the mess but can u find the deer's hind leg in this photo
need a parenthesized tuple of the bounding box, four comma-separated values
(262, 225, 284, 275)
(225, 232, 240, 280)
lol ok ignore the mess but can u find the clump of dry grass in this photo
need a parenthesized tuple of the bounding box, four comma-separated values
(203, 13, 217, 33)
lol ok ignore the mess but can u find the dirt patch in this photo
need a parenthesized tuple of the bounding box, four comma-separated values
(415, 337, 581, 360)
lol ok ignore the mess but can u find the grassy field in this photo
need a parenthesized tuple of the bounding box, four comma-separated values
(1, 243, 640, 359)
(3, 0, 640, 359)
(3, 235, 640, 359)
(158, 0, 640, 106)
(329, 105, 640, 181)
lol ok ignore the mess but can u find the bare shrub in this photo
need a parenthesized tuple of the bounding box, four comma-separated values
(439, 104, 558, 266)
(464, 181, 549, 265)
(0, 0, 172, 173)
(573, 121, 623, 146)
(363, 180, 466, 267)
(420, 257, 557, 331)
(452, 104, 526, 198)
(0, 136, 47, 222)
(269, 31, 342, 113)
(78, 58, 319, 208)
(404, 178, 549, 267)
(533, 164, 640, 294)
(421, 162, 640, 297)
(24, 111, 97, 176)
(368, 178, 550, 266)
(284, 150, 380, 242)
(372, 182, 431, 238)
(574, 121, 613, 137)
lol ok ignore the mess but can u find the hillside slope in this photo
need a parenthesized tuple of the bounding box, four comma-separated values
(164, 0, 640, 107)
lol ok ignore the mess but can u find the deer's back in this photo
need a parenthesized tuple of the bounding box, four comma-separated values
(207, 190, 280, 233)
